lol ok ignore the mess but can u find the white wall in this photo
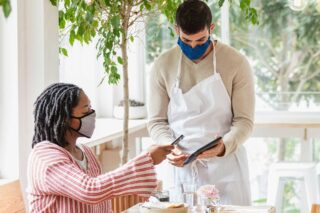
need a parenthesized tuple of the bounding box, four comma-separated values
(59, 20, 147, 118)
(17, 0, 59, 205)
(0, 0, 19, 180)
(0, 0, 58, 208)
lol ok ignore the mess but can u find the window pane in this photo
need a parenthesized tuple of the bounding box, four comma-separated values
(229, 0, 320, 111)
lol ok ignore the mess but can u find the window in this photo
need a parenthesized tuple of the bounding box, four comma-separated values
(230, 0, 320, 112)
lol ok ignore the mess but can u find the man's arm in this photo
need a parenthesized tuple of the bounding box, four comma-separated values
(147, 60, 174, 145)
(223, 57, 255, 156)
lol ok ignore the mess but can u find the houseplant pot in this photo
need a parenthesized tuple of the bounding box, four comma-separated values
(113, 99, 147, 119)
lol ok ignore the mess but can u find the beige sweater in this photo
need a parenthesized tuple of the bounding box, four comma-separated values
(147, 41, 255, 156)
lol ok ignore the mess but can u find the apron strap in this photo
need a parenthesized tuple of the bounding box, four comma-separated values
(191, 159, 209, 183)
(175, 52, 183, 89)
(213, 40, 217, 74)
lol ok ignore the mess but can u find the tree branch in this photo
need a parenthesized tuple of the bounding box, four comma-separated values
(233, 36, 278, 76)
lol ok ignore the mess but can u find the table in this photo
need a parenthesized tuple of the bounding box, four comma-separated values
(122, 203, 275, 213)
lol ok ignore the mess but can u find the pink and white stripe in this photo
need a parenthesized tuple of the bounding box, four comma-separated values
(27, 141, 156, 213)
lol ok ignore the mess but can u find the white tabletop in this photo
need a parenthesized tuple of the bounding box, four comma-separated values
(122, 203, 275, 213)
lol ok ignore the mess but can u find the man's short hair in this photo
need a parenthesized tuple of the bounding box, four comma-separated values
(175, 0, 212, 35)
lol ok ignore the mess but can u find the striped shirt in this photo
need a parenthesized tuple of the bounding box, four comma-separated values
(27, 141, 157, 213)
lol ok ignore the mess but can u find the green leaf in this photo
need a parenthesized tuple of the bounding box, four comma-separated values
(218, 0, 225, 7)
(111, 15, 120, 27)
(111, 66, 117, 73)
(130, 35, 134, 43)
(59, 17, 66, 29)
(1, 0, 11, 18)
(92, 20, 98, 28)
(240, 0, 250, 10)
(77, 24, 85, 37)
(144, 2, 151, 11)
(49, 0, 57, 6)
(59, 48, 68, 56)
(65, 0, 70, 7)
(91, 29, 96, 37)
(84, 31, 91, 44)
(117, 56, 123, 65)
(108, 66, 120, 84)
(69, 30, 75, 46)
(249, 8, 259, 25)
(168, 26, 175, 37)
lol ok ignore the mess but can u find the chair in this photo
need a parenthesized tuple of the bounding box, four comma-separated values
(112, 194, 147, 213)
(311, 204, 320, 213)
(0, 180, 26, 213)
(267, 162, 320, 213)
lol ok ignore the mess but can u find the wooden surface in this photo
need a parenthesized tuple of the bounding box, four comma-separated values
(312, 204, 320, 213)
(0, 180, 25, 213)
(112, 195, 147, 213)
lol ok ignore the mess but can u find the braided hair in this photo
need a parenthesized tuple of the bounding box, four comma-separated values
(32, 83, 82, 148)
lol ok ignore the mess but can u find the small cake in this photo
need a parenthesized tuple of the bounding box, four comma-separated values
(139, 202, 188, 213)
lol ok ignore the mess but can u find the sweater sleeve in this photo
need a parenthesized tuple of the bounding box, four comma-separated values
(222, 58, 255, 156)
(43, 151, 157, 204)
(147, 59, 175, 145)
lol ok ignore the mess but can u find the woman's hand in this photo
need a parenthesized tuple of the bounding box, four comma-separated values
(148, 144, 174, 165)
(167, 147, 189, 167)
(197, 140, 225, 159)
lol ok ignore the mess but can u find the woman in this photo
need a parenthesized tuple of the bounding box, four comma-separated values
(27, 83, 173, 212)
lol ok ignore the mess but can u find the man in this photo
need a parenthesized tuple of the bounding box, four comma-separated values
(147, 0, 255, 205)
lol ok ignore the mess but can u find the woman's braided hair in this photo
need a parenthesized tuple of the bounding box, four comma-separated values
(32, 83, 81, 148)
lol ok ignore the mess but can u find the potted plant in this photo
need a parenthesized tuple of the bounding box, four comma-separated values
(113, 99, 146, 119)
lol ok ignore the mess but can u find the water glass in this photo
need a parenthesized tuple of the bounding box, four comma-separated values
(182, 183, 196, 207)
(168, 186, 183, 203)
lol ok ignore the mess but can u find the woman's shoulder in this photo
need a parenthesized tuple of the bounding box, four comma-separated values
(30, 141, 71, 163)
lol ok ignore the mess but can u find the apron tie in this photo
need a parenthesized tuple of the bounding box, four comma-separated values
(191, 159, 209, 182)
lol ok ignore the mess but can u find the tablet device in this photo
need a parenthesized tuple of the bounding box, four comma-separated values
(183, 136, 222, 165)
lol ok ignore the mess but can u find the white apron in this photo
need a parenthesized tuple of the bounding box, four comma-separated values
(166, 45, 251, 205)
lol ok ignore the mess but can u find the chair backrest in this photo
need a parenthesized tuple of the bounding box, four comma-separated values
(312, 204, 320, 213)
(112, 194, 147, 212)
(0, 180, 26, 213)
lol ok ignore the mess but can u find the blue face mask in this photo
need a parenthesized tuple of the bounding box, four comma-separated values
(177, 37, 211, 60)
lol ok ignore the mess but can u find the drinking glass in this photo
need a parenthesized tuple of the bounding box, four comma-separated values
(182, 183, 196, 207)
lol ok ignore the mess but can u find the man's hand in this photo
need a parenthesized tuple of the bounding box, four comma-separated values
(148, 144, 174, 165)
(167, 147, 189, 167)
(197, 140, 225, 159)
